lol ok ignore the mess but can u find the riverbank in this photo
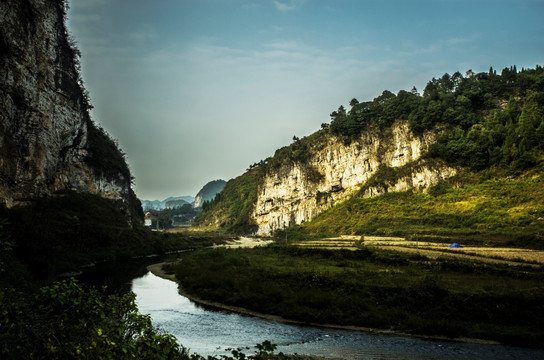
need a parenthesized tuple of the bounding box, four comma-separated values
(147, 261, 501, 346)
(166, 246, 544, 348)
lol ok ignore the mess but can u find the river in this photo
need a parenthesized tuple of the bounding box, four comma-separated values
(131, 270, 544, 360)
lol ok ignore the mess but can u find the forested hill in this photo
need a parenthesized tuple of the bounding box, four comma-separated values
(195, 65, 544, 237)
(330, 66, 544, 170)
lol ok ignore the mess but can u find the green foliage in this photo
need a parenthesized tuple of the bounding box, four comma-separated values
(266, 130, 329, 171)
(330, 89, 420, 139)
(175, 246, 544, 347)
(85, 120, 133, 182)
(0, 279, 187, 359)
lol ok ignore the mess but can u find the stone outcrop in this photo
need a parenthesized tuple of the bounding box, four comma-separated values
(0, 0, 132, 208)
(252, 121, 457, 235)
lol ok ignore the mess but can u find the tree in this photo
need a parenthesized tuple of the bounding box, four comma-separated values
(349, 98, 359, 107)
(451, 71, 463, 90)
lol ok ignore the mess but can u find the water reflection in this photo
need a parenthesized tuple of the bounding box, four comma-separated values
(132, 272, 544, 360)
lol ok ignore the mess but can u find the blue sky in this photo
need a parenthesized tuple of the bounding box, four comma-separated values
(67, 0, 544, 200)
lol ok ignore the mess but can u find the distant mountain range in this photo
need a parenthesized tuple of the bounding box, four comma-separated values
(141, 179, 226, 211)
(141, 196, 195, 211)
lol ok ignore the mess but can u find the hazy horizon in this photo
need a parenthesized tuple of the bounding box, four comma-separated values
(67, 0, 543, 200)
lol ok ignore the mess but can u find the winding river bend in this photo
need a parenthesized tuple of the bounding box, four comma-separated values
(131, 270, 544, 360)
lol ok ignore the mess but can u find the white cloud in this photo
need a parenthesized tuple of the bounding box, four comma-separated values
(274, 1, 295, 12)
(273, 0, 307, 12)
(129, 24, 157, 43)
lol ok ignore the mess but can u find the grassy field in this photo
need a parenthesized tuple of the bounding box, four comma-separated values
(174, 244, 544, 348)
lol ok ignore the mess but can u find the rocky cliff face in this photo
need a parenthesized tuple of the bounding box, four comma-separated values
(0, 0, 132, 208)
(252, 121, 457, 235)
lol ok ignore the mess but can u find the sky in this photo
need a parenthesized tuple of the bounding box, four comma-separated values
(67, 0, 544, 200)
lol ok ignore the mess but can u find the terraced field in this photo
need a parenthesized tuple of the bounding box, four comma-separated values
(292, 235, 544, 266)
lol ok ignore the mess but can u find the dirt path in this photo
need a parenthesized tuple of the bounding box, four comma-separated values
(218, 237, 273, 248)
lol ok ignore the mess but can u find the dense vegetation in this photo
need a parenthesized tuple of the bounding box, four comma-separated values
(0, 279, 186, 359)
(175, 246, 544, 348)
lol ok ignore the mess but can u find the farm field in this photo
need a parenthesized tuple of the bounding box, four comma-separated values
(292, 235, 544, 266)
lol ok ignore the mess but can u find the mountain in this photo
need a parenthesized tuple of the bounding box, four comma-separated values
(141, 196, 194, 211)
(194, 65, 544, 239)
(194, 180, 226, 208)
(165, 199, 190, 209)
(0, 0, 138, 218)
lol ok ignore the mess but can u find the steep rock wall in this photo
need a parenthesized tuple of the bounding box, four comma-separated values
(252, 121, 457, 234)
(0, 0, 131, 207)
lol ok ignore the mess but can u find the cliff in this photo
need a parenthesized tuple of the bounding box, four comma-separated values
(0, 0, 133, 212)
(252, 121, 457, 235)
(195, 120, 457, 235)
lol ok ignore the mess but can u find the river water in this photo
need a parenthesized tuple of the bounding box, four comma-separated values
(131, 271, 544, 360)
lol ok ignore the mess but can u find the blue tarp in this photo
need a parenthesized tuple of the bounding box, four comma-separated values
(448, 243, 463, 248)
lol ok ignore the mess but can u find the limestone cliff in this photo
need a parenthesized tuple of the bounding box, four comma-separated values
(0, 0, 133, 210)
(252, 121, 457, 235)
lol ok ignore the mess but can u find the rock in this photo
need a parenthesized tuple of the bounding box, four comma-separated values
(0, 0, 132, 209)
(252, 121, 457, 235)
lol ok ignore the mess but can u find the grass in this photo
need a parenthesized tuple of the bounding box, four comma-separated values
(175, 245, 544, 348)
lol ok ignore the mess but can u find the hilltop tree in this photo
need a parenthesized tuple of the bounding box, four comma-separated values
(349, 98, 359, 107)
